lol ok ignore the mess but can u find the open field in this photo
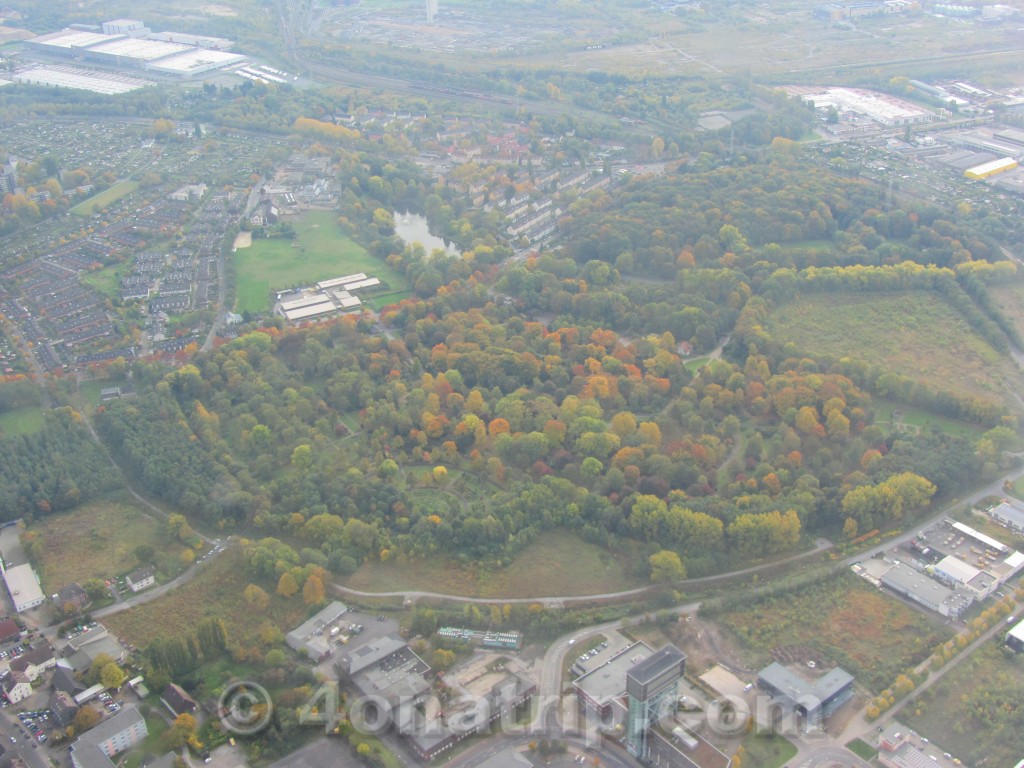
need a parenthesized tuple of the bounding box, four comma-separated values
(104, 546, 309, 649)
(71, 180, 140, 216)
(767, 291, 1020, 408)
(346, 529, 645, 598)
(28, 496, 187, 592)
(711, 572, 952, 693)
(80, 264, 127, 299)
(904, 642, 1024, 766)
(0, 405, 45, 436)
(871, 399, 986, 440)
(233, 210, 408, 313)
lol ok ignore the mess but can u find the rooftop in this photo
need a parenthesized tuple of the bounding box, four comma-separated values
(989, 501, 1024, 529)
(286, 601, 348, 643)
(4, 563, 45, 609)
(574, 641, 653, 704)
(627, 644, 687, 687)
(758, 662, 853, 704)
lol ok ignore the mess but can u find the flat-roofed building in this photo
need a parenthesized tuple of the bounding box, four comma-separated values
(934, 554, 997, 598)
(988, 501, 1024, 533)
(574, 641, 654, 717)
(286, 601, 348, 661)
(3, 563, 45, 612)
(83, 38, 191, 68)
(146, 49, 247, 77)
(1006, 617, 1024, 653)
(26, 29, 123, 55)
(283, 301, 337, 321)
(880, 562, 972, 617)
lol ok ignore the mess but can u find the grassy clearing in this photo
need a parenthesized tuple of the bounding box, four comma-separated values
(684, 357, 711, 373)
(904, 642, 1024, 766)
(0, 405, 45, 436)
(233, 210, 409, 314)
(872, 399, 986, 440)
(738, 732, 797, 768)
(81, 264, 127, 299)
(346, 529, 644, 598)
(28, 496, 188, 592)
(71, 180, 140, 216)
(712, 572, 951, 693)
(767, 291, 1020, 408)
(104, 547, 309, 649)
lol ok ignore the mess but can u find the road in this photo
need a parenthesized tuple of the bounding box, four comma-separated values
(331, 538, 833, 607)
(0, 711, 56, 768)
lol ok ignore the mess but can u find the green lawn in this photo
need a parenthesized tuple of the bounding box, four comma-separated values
(71, 180, 140, 216)
(846, 738, 877, 761)
(739, 732, 797, 768)
(81, 264, 127, 299)
(767, 291, 1021, 409)
(233, 210, 409, 314)
(0, 405, 45, 436)
(872, 399, 986, 440)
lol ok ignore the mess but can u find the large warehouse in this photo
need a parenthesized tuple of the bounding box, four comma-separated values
(965, 157, 1018, 180)
(2, 562, 45, 613)
(24, 21, 247, 79)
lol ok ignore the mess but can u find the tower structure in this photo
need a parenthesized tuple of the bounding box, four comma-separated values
(625, 645, 686, 759)
(426, 0, 438, 23)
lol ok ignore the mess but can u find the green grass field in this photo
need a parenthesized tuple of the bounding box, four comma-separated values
(767, 291, 1021, 408)
(28, 496, 188, 592)
(81, 264, 127, 299)
(0, 405, 45, 436)
(233, 210, 409, 314)
(71, 180, 140, 216)
(872, 399, 986, 440)
(346, 529, 644, 598)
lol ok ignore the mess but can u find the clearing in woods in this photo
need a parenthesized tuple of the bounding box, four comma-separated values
(767, 291, 1021, 409)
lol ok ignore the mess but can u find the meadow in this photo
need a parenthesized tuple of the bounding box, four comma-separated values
(104, 546, 309, 650)
(233, 210, 408, 313)
(0, 405, 45, 437)
(27, 495, 189, 592)
(346, 529, 645, 598)
(767, 291, 1021, 408)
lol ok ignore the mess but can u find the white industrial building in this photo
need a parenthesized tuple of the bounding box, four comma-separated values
(146, 49, 246, 77)
(101, 19, 149, 36)
(2, 562, 46, 613)
(83, 38, 192, 68)
(801, 86, 933, 126)
(26, 29, 125, 55)
(12, 66, 152, 95)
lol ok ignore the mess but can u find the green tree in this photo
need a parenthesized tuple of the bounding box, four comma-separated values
(649, 550, 686, 583)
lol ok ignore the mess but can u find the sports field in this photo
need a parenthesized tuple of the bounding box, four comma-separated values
(71, 180, 140, 216)
(233, 210, 408, 313)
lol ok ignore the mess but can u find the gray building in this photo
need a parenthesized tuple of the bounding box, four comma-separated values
(285, 601, 348, 661)
(757, 662, 853, 726)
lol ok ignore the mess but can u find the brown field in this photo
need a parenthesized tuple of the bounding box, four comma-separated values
(104, 547, 309, 649)
(28, 497, 189, 592)
(345, 529, 644, 598)
(713, 573, 951, 692)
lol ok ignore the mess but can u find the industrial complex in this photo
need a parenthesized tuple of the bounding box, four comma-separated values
(853, 518, 1024, 618)
(274, 274, 383, 322)
(4, 18, 248, 94)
